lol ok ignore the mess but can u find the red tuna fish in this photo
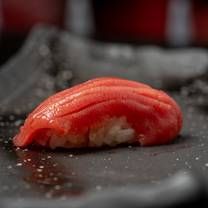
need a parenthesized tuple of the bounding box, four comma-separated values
(13, 77, 182, 149)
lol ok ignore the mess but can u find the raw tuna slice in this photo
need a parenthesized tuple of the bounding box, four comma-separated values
(13, 77, 182, 149)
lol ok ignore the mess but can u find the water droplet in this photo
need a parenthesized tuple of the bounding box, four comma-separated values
(14, 120, 23, 127)
(36, 169, 43, 172)
(53, 177, 58, 181)
(16, 163, 23, 167)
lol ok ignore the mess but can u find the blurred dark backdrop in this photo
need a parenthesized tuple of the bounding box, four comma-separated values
(1, 0, 208, 65)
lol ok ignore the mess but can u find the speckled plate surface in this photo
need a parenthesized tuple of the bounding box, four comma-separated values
(0, 94, 208, 203)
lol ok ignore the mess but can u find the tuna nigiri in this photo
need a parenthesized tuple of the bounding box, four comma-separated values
(13, 77, 182, 149)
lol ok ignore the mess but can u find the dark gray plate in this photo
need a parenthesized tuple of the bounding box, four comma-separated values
(1, 26, 208, 207)
(0, 95, 208, 207)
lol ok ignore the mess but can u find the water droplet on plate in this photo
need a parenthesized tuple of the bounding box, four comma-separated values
(16, 163, 23, 167)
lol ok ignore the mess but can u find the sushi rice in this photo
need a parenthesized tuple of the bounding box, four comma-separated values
(49, 117, 135, 149)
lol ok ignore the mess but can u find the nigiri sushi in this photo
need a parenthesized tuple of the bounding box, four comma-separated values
(13, 77, 182, 149)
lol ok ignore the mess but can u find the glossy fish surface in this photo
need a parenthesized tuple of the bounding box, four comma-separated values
(13, 77, 182, 149)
